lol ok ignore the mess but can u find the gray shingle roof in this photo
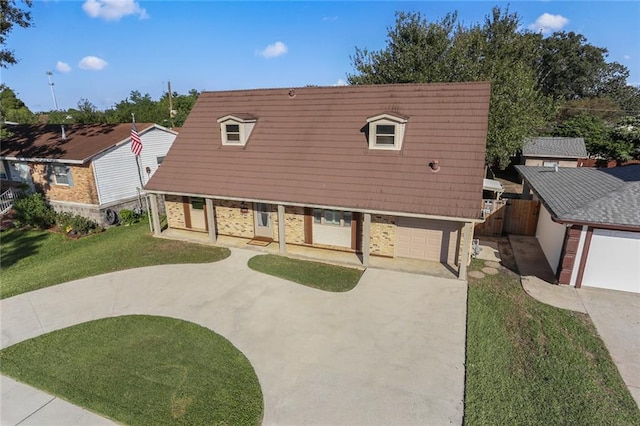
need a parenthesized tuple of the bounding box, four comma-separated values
(522, 137, 587, 158)
(515, 165, 640, 228)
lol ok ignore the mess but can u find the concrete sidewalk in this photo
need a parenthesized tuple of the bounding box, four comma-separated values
(1, 247, 468, 425)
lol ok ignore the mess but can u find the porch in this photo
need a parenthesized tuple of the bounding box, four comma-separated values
(159, 228, 458, 279)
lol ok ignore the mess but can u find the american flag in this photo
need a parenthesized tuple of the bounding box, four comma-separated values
(130, 122, 143, 156)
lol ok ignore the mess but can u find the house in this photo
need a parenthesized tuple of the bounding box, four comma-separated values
(516, 165, 640, 293)
(522, 137, 587, 168)
(0, 123, 177, 225)
(144, 83, 492, 278)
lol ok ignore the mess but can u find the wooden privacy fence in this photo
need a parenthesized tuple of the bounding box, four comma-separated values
(475, 198, 540, 237)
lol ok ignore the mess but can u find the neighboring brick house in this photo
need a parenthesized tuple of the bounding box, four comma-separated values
(145, 83, 492, 278)
(516, 165, 640, 293)
(1, 123, 177, 225)
(522, 137, 587, 168)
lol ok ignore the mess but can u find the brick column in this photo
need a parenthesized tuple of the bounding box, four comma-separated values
(205, 198, 216, 244)
(278, 204, 286, 254)
(149, 194, 162, 236)
(458, 222, 473, 280)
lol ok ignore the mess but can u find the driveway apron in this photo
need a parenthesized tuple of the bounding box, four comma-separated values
(1, 248, 468, 425)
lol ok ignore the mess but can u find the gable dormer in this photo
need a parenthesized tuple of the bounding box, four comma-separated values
(217, 113, 257, 146)
(366, 113, 408, 151)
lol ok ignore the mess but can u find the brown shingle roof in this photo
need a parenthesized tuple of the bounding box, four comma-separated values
(1, 123, 156, 163)
(145, 83, 491, 219)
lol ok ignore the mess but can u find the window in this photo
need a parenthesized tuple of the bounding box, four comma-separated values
(375, 125, 396, 145)
(313, 209, 352, 227)
(543, 161, 559, 167)
(191, 197, 204, 210)
(366, 113, 408, 151)
(52, 165, 73, 186)
(0, 161, 8, 180)
(225, 124, 241, 142)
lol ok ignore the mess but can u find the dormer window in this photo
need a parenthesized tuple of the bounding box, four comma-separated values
(366, 113, 408, 150)
(225, 124, 241, 143)
(217, 113, 257, 146)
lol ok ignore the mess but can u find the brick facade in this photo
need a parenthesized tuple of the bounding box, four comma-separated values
(165, 195, 186, 229)
(214, 200, 254, 238)
(31, 163, 99, 205)
(370, 215, 396, 256)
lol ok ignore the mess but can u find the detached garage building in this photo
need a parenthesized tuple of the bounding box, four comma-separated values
(145, 83, 492, 279)
(516, 165, 640, 293)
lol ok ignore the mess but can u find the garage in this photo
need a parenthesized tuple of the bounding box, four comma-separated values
(582, 229, 640, 293)
(396, 218, 460, 264)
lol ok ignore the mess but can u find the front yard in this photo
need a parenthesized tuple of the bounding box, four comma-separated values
(0, 315, 263, 425)
(0, 220, 230, 299)
(465, 259, 640, 424)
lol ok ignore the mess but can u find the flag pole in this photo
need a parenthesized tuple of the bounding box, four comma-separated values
(132, 113, 145, 211)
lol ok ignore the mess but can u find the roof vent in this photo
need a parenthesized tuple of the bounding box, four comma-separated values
(429, 160, 440, 172)
(288, 89, 296, 99)
(554, 164, 558, 172)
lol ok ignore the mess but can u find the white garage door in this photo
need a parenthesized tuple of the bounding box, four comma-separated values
(582, 229, 640, 293)
(396, 218, 460, 264)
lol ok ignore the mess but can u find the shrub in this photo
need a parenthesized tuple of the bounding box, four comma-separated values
(12, 193, 56, 229)
(56, 212, 97, 236)
(118, 209, 139, 226)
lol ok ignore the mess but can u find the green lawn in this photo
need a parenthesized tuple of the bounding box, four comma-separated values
(248, 254, 363, 292)
(465, 259, 640, 424)
(0, 315, 263, 425)
(0, 220, 230, 299)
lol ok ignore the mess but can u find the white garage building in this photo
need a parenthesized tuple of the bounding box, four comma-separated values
(517, 165, 640, 293)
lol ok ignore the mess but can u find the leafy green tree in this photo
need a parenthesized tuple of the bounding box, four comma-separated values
(553, 113, 612, 157)
(610, 115, 640, 160)
(348, 7, 553, 167)
(0, 0, 32, 68)
(0, 85, 37, 123)
(74, 99, 106, 124)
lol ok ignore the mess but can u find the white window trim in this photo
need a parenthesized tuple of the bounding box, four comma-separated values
(52, 165, 72, 186)
(366, 114, 408, 151)
(313, 209, 352, 227)
(217, 114, 257, 146)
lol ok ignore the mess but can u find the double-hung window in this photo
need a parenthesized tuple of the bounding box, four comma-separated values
(313, 209, 352, 227)
(375, 124, 396, 146)
(52, 165, 73, 186)
(225, 124, 241, 143)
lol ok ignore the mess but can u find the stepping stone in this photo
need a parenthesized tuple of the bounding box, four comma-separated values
(482, 267, 499, 275)
(468, 271, 485, 279)
(485, 261, 501, 269)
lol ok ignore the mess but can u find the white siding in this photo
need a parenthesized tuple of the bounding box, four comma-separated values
(92, 127, 176, 205)
(536, 204, 566, 273)
(582, 230, 640, 293)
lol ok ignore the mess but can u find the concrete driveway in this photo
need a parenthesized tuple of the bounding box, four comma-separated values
(1, 248, 468, 425)
(577, 287, 640, 406)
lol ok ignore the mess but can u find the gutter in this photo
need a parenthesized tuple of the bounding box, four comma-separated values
(144, 188, 484, 224)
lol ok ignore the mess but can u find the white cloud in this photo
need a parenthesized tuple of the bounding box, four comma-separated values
(78, 56, 108, 71)
(624, 55, 631, 60)
(528, 13, 569, 34)
(257, 41, 288, 59)
(334, 79, 347, 86)
(82, 0, 148, 21)
(56, 61, 71, 73)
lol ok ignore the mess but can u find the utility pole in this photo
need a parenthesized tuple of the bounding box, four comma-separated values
(167, 81, 176, 128)
(46, 71, 66, 140)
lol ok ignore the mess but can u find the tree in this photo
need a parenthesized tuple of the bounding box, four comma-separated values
(1, 0, 33, 68)
(348, 7, 553, 167)
(610, 115, 640, 160)
(74, 99, 106, 124)
(0, 84, 37, 123)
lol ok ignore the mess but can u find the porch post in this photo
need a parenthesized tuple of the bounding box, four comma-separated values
(205, 198, 216, 244)
(149, 194, 162, 237)
(362, 213, 371, 267)
(278, 204, 286, 254)
(458, 222, 474, 280)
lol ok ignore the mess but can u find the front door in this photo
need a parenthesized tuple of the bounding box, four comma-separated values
(189, 197, 207, 230)
(254, 202, 272, 239)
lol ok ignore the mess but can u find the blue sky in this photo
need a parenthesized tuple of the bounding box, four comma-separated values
(2, 1, 639, 113)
